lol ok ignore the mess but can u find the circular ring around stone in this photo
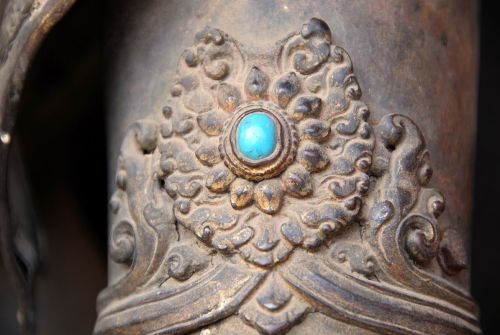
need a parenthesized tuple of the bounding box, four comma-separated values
(220, 101, 298, 181)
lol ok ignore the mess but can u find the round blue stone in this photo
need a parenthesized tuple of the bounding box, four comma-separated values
(237, 112, 277, 160)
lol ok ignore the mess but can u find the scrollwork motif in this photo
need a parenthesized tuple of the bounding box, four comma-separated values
(95, 18, 480, 335)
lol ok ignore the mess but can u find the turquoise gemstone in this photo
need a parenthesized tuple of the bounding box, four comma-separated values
(237, 112, 277, 160)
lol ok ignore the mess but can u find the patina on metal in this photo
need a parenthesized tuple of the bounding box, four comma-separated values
(0, 1, 480, 334)
(0, 0, 75, 333)
(96, 5, 480, 333)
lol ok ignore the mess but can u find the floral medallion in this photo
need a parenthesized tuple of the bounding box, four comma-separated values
(158, 18, 374, 268)
(96, 18, 479, 335)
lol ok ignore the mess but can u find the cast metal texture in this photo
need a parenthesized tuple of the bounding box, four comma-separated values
(95, 18, 479, 335)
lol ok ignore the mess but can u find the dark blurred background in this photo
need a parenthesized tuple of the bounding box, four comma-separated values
(0, 1, 107, 334)
(0, 1, 499, 334)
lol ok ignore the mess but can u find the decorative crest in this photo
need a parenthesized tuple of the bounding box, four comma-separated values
(95, 18, 479, 335)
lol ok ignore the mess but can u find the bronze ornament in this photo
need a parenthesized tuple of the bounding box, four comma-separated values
(94, 18, 480, 335)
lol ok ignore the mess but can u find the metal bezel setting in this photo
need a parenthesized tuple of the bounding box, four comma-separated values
(220, 101, 297, 181)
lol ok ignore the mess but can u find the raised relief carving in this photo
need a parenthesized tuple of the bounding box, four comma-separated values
(95, 19, 480, 335)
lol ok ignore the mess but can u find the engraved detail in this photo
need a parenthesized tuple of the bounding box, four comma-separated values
(149, 16, 376, 275)
(109, 220, 135, 264)
(95, 18, 480, 335)
(166, 244, 209, 281)
(438, 228, 468, 274)
(245, 66, 270, 100)
(240, 274, 309, 335)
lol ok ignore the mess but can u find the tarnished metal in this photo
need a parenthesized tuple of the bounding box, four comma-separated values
(0, 0, 76, 333)
(97, 4, 480, 333)
(0, 1, 480, 334)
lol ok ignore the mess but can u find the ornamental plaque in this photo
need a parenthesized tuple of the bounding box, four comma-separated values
(94, 18, 479, 335)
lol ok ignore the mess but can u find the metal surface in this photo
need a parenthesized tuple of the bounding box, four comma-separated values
(98, 1, 480, 333)
(106, 0, 478, 290)
(0, 0, 480, 334)
(0, 0, 76, 333)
